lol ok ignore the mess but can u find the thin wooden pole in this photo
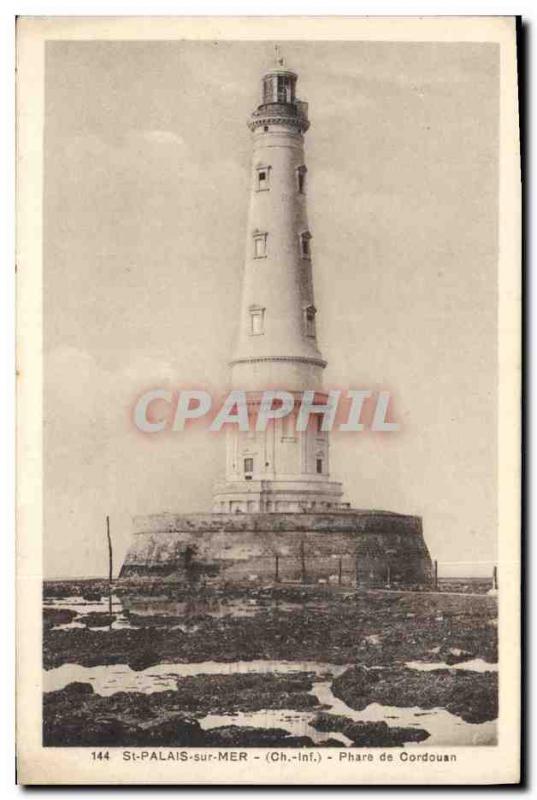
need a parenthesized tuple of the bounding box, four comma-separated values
(493, 565, 498, 590)
(338, 557, 343, 586)
(106, 515, 113, 584)
(275, 554, 280, 583)
(106, 516, 113, 626)
(433, 559, 438, 590)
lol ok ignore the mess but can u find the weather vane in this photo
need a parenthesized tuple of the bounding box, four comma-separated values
(274, 43, 285, 67)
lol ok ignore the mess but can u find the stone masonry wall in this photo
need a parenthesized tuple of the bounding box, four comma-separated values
(120, 511, 433, 588)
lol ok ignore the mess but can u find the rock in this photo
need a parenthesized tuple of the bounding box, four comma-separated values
(134, 714, 205, 746)
(310, 712, 428, 746)
(331, 666, 498, 724)
(310, 711, 347, 733)
(82, 591, 104, 602)
(171, 672, 318, 714)
(46, 681, 95, 699)
(43, 608, 78, 626)
(128, 649, 161, 671)
(345, 721, 428, 746)
(443, 649, 476, 665)
(78, 612, 115, 628)
(42, 673, 321, 748)
(45, 717, 134, 747)
(318, 738, 346, 747)
(205, 726, 314, 747)
(43, 684, 205, 747)
(126, 613, 179, 628)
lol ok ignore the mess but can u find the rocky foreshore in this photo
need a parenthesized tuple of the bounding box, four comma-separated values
(43, 681, 432, 748)
(43, 583, 498, 748)
(43, 679, 327, 747)
(43, 585, 497, 669)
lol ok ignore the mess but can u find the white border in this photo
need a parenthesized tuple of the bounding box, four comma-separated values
(11, 11, 522, 790)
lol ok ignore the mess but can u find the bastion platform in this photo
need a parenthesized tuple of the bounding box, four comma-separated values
(119, 511, 433, 588)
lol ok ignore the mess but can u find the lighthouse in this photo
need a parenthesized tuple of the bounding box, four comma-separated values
(120, 57, 433, 589)
(213, 62, 347, 514)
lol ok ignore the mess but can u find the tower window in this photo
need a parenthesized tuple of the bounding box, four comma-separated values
(256, 166, 270, 191)
(277, 76, 292, 103)
(253, 232, 267, 259)
(263, 77, 273, 104)
(297, 165, 307, 194)
(249, 305, 265, 335)
(244, 457, 254, 478)
(316, 458, 323, 474)
(304, 304, 316, 337)
(300, 231, 312, 259)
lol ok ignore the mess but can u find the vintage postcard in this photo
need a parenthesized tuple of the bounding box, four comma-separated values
(16, 16, 521, 785)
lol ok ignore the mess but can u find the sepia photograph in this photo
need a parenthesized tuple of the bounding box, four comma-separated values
(15, 15, 521, 785)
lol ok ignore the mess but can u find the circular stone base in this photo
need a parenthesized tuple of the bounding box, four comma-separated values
(120, 511, 433, 588)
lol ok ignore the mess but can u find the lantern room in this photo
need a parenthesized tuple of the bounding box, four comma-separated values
(262, 68, 298, 105)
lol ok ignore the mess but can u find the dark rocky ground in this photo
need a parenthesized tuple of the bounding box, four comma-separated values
(311, 712, 429, 746)
(43, 581, 498, 747)
(44, 677, 324, 747)
(331, 666, 497, 724)
(44, 584, 497, 669)
(43, 678, 432, 748)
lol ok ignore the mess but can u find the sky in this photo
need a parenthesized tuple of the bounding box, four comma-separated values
(44, 40, 499, 578)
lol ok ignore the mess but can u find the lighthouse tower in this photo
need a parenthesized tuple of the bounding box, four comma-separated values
(213, 61, 347, 514)
(121, 56, 433, 588)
